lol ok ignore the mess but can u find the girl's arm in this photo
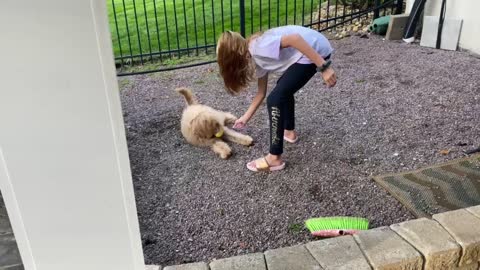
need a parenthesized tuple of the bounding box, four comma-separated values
(281, 34, 337, 87)
(233, 74, 268, 128)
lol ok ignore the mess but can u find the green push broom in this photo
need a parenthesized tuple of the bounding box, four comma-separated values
(305, 217, 369, 237)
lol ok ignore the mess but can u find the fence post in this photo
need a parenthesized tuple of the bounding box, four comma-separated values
(240, 0, 246, 37)
(373, 0, 380, 19)
(395, 0, 404, 14)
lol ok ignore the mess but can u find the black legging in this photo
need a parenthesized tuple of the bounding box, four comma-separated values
(266, 62, 319, 155)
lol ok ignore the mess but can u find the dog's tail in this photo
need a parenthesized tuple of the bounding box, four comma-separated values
(176, 87, 198, 105)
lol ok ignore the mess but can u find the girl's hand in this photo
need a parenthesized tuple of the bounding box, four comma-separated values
(322, 67, 337, 87)
(233, 116, 248, 129)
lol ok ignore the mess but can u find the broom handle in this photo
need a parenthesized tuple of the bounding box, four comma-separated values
(311, 229, 359, 237)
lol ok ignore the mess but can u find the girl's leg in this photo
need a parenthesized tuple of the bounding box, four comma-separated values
(245, 63, 318, 171)
(267, 63, 317, 156)
(284, 95, 295, 130)
(284, 96, 296, 141)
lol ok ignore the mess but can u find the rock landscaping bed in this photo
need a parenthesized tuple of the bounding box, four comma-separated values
(119, 35, 480, 265)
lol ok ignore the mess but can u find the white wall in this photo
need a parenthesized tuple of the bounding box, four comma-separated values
(405, 0, 480, 54)
(0, 1, 145, 270)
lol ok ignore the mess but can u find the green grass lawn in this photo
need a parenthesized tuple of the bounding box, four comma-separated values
(108, 0, 322, 62)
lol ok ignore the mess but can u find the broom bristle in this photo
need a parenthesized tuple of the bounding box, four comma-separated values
(305, 217, 369, 233)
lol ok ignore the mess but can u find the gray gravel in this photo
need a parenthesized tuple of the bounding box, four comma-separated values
(119, 36, 480, 266)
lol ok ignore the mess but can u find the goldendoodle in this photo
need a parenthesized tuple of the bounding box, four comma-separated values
(176, 87, 253, 159)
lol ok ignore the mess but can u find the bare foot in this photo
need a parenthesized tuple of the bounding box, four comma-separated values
(265, 154, 283, 166)
(284, 130, 297, 141)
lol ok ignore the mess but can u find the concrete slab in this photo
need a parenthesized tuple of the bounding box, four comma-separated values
(0, 233, 22, 268)
(0, 199, 7, 217)
(466, 205, 480, 219)
(391, 218, 461, 269)
(164, 262, 208, 270)
(354, 226, 423, 270)
(306, 235, 371, 270)
(0, 194, 12, 235)
(209, 253, 266, 270)
(386, 14, 410, 40)
(1, 265, 24, 270)
(0, 212, 12, 235)
(264, 245, 322, 270)
(433, 209, 480, 266)
(451, 262, 479, 270)
(420, 16, 463, 51)
(145, 265, 161, 270)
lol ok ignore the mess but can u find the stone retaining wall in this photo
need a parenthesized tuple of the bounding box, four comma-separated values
(148, 205, 480, 270)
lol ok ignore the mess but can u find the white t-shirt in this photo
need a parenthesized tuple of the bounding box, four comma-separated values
(248, 25, 333, 78)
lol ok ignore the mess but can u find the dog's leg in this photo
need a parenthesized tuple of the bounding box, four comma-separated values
(223, 112, 237, 125)
(223, 127, 253, 146)
(211, 140, 232, 159)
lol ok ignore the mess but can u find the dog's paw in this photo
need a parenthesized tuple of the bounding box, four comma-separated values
(244, 136, 254, 146)
(224, 113, 238, 125)
(220, 149, 232, 159)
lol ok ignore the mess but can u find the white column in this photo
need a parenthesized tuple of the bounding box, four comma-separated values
(0, 1, 145, 270)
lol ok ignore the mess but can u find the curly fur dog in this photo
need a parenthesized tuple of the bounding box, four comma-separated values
(176, 87, 253, 159)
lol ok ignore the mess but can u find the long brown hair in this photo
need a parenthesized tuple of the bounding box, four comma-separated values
(216, 31, 255, 95)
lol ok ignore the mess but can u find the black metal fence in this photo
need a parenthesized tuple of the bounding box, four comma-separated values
(109, 0, 403, 76)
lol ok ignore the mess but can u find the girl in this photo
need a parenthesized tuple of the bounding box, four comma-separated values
(216, 25, 337, 172)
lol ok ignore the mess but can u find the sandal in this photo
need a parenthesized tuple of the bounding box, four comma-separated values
(247, 157, 286, 172)
(283, 135, 298, 144)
